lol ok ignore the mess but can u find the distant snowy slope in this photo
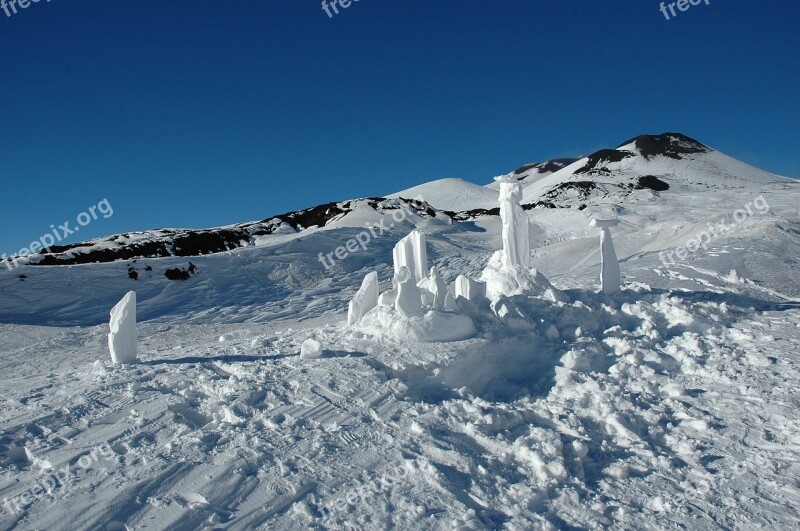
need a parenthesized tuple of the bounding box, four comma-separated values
(486, 158, 580, 191)
(520, 133, 793, 207)
(387, 177, 499, 211)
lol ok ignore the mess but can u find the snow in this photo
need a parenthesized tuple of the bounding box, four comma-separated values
(108, 291, 138, 365)
(496, 175, 531, 269)
(347, 271, 379, 325)
(591, 219, 622, 293)
(393, 266, 424, 319)
(392, 230, 428, 283)
(427, 266, 448, 310)
(300, 338, 323, 359)
(454, 274, 486, 302)
(1, 138, 800, 529)
(387, 177, 499, 211)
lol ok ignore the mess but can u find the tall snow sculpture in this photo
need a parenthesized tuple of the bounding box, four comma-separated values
(394, 266, 423, 318)
(392, 230, 427, 282)
(348, 271, 379, 325)
(495, 175, 530, 268)
(109, 291, 137, 365)
(590, 219, 621, 293)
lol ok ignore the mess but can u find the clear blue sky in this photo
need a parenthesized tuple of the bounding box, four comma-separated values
(1, 0, 798, 254)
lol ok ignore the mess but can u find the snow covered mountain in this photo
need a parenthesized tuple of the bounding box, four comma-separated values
(1, 133, 799, 529)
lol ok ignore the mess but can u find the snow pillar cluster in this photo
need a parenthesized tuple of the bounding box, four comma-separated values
(496, 175, 530, 268)
(590, 219, 621, 293)
(108, 291, 138, 365)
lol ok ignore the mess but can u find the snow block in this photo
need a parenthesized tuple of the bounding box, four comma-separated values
(392, 230, 427, 282)
(300, 338, 323, 359)
(455, 275, 486, 301)
(394, 266, 423, 319)
(347, 271, 379, 325)
(108, 291, 137, 365)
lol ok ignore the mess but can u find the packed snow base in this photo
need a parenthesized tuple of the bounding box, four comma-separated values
(1, 134, 800, 529)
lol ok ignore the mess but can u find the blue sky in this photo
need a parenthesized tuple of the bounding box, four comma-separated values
(1, 0, 798, 254)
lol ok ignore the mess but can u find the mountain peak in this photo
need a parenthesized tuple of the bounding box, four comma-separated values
(618, 132, 709, 160)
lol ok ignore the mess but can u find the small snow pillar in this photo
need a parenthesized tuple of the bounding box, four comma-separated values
(394, 266, 423, 318)
(494, 175, 530, 268)
(392, 230, 427, 282)
(108, 291, 137, 364)
(348, 272, 379, 325)
(428, 266, 448, 310)
(590, 219, 621, 294)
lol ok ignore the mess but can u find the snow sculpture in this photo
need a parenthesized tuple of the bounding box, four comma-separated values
(301, 338, 323, 359)
(495, 175, 530, 268)
(108, 291, 137, 365)
(428, 266, 448, 309)
(348, 272, 379, 325)
(394, 266, 424, 318)
(454, 275, 486, 301)
(590, 219, 621, 293)
(392, 230, 427, 282)
(355, 232, 475, 342)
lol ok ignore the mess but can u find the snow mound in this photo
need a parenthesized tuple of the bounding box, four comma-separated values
(358, 305, 475, 343)
(480, 252, 566, 301)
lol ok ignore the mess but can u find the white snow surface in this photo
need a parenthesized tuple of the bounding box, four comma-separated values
(1, 140, 800, 529)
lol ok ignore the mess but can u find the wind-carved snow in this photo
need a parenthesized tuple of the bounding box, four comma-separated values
(392, 230, 428, 283)
(347, 271, 378, 325)
(108, 291, 137, 364)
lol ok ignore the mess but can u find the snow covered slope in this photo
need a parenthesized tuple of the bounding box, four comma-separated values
(1, 133, 799, 530)
(388, 177, 499, 211)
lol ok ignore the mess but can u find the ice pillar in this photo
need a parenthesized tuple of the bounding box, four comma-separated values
(109, 291, 138, 364)
(590, 219, 621, 293)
